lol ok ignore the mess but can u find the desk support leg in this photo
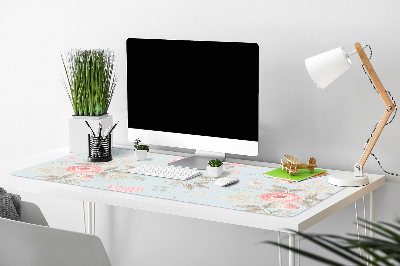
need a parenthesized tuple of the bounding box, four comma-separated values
(297, 234, 300, 266)
(370, 190, 375, 238)
(83, 201, 95, 235)
(289, 233, 295, 266)
(278, 232, 282, 266)
(370, 190, 376, 264)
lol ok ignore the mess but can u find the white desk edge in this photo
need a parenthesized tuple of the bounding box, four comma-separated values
(0, 145, 385, 233)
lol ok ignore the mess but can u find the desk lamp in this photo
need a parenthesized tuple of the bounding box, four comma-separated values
(305, 42, 395, 186)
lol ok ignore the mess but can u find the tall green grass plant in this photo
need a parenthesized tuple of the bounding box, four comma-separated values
(61, 49, 118, 116)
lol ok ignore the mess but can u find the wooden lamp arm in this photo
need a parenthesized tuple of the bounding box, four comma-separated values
(355, 43, 395, 111)
(357, 110, 392, 168)
(354, 42, 394, 175)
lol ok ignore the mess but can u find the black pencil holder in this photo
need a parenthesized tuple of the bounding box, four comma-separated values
(87, 134, 112, 162)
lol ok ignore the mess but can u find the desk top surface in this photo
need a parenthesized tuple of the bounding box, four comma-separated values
(1, 145, 385, 232)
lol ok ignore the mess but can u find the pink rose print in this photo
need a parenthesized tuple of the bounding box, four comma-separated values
(252, 182, 261, 185)
(107, 185, 144, 193)
(65, 165, 104, 174)
(259, 192, 304, 203)
(230, 170, 240, 175)
(165, 157, 186, 163)
(231, 163, 246, 167)
(67, 157, 75, 159)
(77, 175, 94, 179)
(271, 178, 294, 184)
(279, 203, 300, 210)
(311, 179, 323, 183)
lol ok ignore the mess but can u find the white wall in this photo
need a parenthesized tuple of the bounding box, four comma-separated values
(2, 0, 400, 265)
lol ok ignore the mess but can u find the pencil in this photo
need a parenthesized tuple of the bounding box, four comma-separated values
(88, 128, 94, 137)
(103, 126, 111, 139)
(85, 120, 95, 136)
(105, 121, 119, 138)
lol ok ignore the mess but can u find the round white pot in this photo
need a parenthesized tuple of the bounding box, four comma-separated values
(135, 150, 147, 161)
(207, 165, 223, 177)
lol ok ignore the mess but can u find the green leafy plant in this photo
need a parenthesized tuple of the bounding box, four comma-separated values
(264, 218, 400, 266)
(208, 159, 223, 167)
(61, 49, 118, 116)
(134, 138, 149, 152)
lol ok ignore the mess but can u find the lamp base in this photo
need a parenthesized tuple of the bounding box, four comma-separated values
(328, 171, 369, 187)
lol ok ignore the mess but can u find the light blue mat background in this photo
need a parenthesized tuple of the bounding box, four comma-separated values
(11, 148, 344, 217)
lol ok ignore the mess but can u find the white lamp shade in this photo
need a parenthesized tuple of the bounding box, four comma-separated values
(305, 47, 352, 89)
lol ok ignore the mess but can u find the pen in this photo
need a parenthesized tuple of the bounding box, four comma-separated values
(94, 124, 99, 137)
(98, 123, 102, 138)
(105, 121, 119, 138)
(88, 128, 94, 137)
(85, 120, 95, 136)
(103, 126, 112, 138)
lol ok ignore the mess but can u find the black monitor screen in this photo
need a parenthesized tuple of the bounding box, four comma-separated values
(126, 38, 259, 142)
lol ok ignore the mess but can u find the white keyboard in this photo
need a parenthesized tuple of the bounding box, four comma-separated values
(129, 164, 202, 181)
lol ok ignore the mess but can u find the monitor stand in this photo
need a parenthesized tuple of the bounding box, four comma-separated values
(168, 150, 225, 170)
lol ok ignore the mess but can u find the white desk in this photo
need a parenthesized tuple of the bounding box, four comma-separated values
(0, 145, 385, 266)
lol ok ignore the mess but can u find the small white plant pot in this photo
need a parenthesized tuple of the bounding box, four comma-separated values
(135, 150, 147, 161)
(207, 165, 223, 177)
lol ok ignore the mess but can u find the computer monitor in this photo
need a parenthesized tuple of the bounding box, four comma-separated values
(126, 38, 259, 169)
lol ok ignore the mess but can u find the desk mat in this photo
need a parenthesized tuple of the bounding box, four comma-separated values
(12, 148, 344, 217)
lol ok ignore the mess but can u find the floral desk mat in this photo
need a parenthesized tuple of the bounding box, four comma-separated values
(11, 148, 344, 217)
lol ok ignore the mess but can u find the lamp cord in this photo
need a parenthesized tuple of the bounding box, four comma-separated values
(362, 45, 399, 176)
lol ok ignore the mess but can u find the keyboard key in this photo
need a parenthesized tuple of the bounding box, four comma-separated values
(129, 164, 201, 181)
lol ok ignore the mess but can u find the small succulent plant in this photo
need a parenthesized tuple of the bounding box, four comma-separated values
(208, 159, 223, 167)
(134, 138, 149, 152)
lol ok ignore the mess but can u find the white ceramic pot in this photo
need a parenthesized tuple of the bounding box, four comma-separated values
(207, 165, 223, 177)
(69, 114, 113, 153)
(135, 150, 147, 161)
